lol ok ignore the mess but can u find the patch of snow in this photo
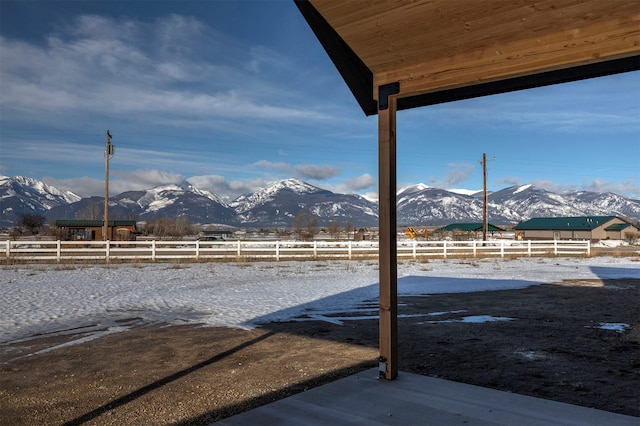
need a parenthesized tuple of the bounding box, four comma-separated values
(592, 240, 627, 248)
(421, 315, 516, 324)
(448, 188, 481, 196)
(0, 257, 637, 348)
(589, 322, 630, 333)
(513, 184, 532, 194)
(514, 350, 548, 361)
(461, 315, 515, 323)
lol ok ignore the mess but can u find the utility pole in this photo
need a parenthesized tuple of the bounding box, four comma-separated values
(103, 130, 114, 241)
(479, 153, 495, 241)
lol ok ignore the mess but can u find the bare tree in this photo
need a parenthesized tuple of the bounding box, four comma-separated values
(174, 215, 193, 238)
(292, 211, 305, 239)
(145, 216, 194, 239)
(77, 202, 102, 220)
(624, 231, 639, 244)
(152, 218, 172, 239)
(292, 210, 319, 240)
(343, 221, 353, 240)
(18, 213, 46, 235)
(327, 220, 341, 239)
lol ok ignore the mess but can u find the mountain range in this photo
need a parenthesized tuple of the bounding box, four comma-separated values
(1, 175, 639, 229)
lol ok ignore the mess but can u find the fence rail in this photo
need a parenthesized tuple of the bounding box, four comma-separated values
(3, 239, 591, 263)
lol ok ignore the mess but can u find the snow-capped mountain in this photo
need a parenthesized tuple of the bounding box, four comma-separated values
(230, 179, 322, 214)
(2, 176, 639, 229)
(125, 181, 228, 212)
(0, 176, 81, 227)
(230, 179, 378, 227)
(487, 185, 640, 223)
(397, 184, 484, 224)
(396, 183, 640, 225)
(562, 190, 640, 219)
(44, 178, 378, 227)
(46, 181, 235, 224)
(487, 184, 585, 222)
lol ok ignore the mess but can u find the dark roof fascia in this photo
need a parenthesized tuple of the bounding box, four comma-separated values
(396, 56, 640, 112)
(294, 1, 640, 116)
(56, 220, 137, 227)
(604, 223, 630, 231)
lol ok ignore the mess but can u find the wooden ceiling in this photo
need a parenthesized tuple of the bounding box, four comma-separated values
(297, 0, 640, 115)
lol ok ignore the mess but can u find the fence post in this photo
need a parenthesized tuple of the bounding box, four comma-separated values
(195, 240, 200, 260)
(152, 240, 156, 262)
(5, 240, 10, 261)
(412, 240, 417, 259)
(348, 241, 352, 260)
(554, 240, 558, 255)
(105, 240, 111, 263)
(237, 240, 241, 259)
(313, 241, 317, 258)
(473, 240, 477, 257)
(276, 240, 280, 261)
(586, 240, 591, 257)
(500, 240, 505, 258)
(443, 241, 447, 259)
(57, 240, 61, 262)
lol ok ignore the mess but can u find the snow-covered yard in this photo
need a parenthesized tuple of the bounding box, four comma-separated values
(1, 257, 638, 345)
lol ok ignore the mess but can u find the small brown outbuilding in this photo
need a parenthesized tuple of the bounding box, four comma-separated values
(55, 220, 137, 241)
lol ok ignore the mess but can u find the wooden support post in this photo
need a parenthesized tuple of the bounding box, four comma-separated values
(378, 83, 398, 380)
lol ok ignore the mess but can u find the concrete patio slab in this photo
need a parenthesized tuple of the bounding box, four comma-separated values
(217, 368, 639, 425)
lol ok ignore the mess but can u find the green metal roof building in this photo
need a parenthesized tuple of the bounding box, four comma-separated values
(436, 223, 505, 233)
(514, 216, 636, 241)
(434, 223, 505, 240)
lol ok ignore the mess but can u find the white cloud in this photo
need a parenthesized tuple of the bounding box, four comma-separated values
(530, 178, 640, 198)
(293, 164, 341, 180)
(253, 161, 341, 181)
(254, 160, 292, 173)
(112, 169, 185, 187)
(583, 178, 640, 198)
(427, 163, 476, 189)
(247, 45, 289, 74)
(530, 179, 578, 194)
(495, 176, 522, 188)
(0, 14, 331, 130)
(444, 163, 475, 186)
(43, 169, 185, 197)
(343, 174, 376, 191)
(42, 176, 104, 198)
(187, 174, 253, 199)
(361, 191, 379, 203)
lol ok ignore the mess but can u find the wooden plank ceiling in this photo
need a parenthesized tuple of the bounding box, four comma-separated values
(303, 0, 640, 114)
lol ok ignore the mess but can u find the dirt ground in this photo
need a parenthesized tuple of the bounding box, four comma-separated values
(1, 277, 638, 425)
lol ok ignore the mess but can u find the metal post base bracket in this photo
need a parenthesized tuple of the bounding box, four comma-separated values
(378, 356, 387, 379)
(378, 82, 400, 111)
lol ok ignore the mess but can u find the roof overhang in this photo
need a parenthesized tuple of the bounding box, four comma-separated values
(296, 0, 640, 116)
(296, 0, 640, 382)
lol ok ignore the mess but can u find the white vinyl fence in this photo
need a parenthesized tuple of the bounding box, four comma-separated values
(3, 239, 590, 263)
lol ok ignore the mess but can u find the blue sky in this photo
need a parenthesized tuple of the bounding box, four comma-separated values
(1, 1, 639, 200)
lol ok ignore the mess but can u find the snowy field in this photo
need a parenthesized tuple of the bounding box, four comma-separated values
(1, 257, 638, 346)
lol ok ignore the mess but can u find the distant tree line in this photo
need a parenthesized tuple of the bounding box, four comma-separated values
(138, 216, 194, 239)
